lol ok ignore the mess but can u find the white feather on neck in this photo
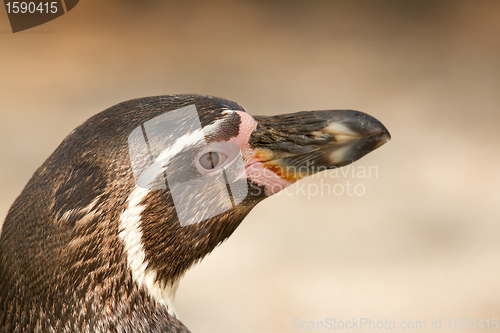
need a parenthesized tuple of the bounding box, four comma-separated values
(119, 185, 179, 317)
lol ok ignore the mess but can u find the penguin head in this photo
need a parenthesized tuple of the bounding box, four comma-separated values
(115, 95, 391, 294)
(0, 94, 390, 328)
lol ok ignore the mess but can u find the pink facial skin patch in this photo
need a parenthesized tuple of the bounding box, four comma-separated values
(244, 161, 297, 195)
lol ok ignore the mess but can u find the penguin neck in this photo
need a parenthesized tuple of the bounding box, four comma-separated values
(118, 185, 256, 316)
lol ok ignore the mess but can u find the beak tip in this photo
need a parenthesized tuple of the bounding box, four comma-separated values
(376, 132, 391, 150)
(379, 121, 391, 141)
(361, 113, 391, 145)
(382, 128, 391, 142)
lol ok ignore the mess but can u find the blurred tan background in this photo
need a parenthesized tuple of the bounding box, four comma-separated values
(1, 1, 500, 332)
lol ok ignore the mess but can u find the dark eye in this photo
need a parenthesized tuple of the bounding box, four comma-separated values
(198, 151, 227, 170)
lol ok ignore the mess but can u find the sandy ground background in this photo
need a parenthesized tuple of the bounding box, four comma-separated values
(1, 1, 500, 332)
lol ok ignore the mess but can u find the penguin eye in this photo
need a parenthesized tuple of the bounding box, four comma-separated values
(198, 151, 227, 170)
(195, 142, 241, 173)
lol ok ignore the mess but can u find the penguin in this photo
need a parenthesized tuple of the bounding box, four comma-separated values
(0, 94, 390, 332)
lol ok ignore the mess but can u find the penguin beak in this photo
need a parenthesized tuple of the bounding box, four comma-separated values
(246, 110, 390, 190)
